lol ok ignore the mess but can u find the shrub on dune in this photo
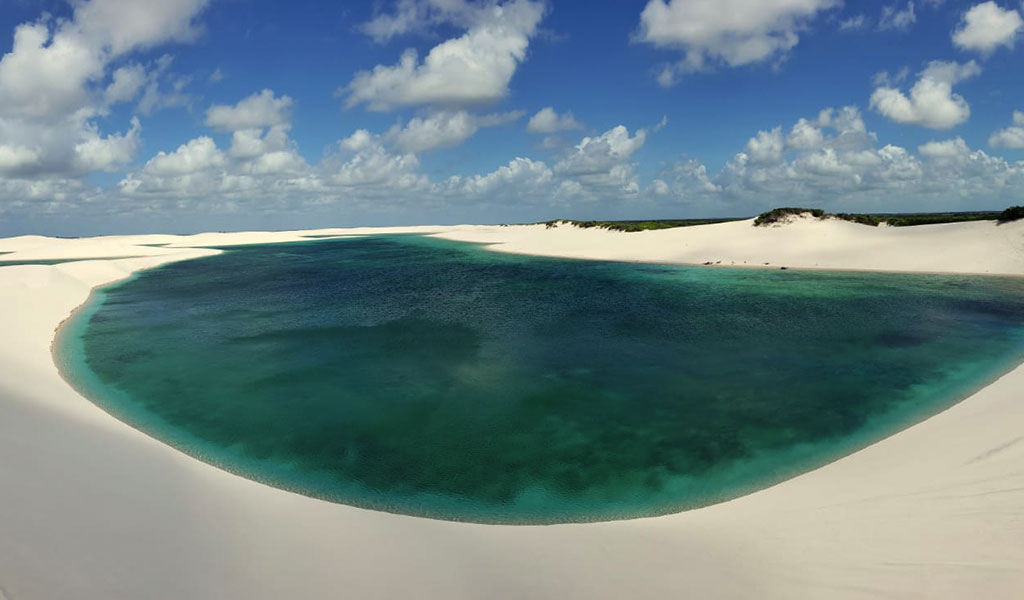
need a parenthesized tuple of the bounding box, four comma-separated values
(999, 206, 1024, 223)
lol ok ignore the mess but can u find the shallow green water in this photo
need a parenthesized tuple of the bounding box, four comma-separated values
(59, 236, 1024, 523)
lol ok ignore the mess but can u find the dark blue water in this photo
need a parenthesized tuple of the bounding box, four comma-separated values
(58, 235, 1024, 523)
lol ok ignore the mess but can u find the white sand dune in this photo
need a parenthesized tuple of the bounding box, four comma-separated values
(433, 217, 1024, 276)
(1, 218, 1024, 599)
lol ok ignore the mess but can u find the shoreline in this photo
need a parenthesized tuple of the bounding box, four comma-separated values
(49, 232, 1024, 527)
(431, 218, 1024, 277)
(3, 221, 1024, 598)
(442, 238, 1024, 279)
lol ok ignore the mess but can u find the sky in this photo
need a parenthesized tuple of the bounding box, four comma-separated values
(2, 0, 1024, 235)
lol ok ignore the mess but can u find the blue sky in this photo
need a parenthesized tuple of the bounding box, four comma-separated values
(2, 0, 1024, 235)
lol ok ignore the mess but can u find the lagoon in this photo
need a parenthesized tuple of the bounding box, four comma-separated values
(58, 235, 1024, 524)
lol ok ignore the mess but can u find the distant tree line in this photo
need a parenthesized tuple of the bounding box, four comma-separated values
(1000, 206, 1024, 223)
(541, 218, 742, 232)
(753, 206, 1024, 227)
(534, 205, 1024, 233)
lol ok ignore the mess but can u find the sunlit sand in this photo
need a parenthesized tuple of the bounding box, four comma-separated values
(2, 217, 1024, 598)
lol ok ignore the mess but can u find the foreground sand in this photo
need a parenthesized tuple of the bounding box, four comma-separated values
(1, 218, 1024, 599)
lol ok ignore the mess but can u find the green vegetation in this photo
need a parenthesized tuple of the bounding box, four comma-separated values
(541, 206, 1022, 233)
(755, 207, 1007, 228)
(541, 218, 743, 232)
(999, 206, 1024, 223)
(832, 213, 883, 226)
(848, 212, 1002, 227)
(752, 208, 825, 226)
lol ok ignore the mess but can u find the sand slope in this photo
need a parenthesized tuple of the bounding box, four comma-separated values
(1, 219, 1023, 599)
(433, 217, 1024, 276)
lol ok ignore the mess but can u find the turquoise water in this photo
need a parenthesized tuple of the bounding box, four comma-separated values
(58, 235, 1024, 524)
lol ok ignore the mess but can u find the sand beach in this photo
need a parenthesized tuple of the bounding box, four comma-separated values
(2, 217, 1023, 599)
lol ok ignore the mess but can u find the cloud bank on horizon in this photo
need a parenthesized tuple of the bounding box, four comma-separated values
(1, 0, 1024, 234)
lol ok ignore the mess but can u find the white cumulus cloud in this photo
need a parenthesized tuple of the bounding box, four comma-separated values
(448, 156, 553, 196)
(0, 0, 208, 184)
(653, 105, 1024, 215)
(526, 107, 583, 133)
(121, 128, 313, 199)
(952, 2, 1023, 54)
(989, 111, 1024, 148)
(869, 60, 980, 129)
(120, 87, 312, 199)
(104, 64, 148, 105)
(555, 125, 647, 176)
(335, 110, 523, 155)
(360, 0, 482, 42)
(206, 89, 293, 131)
(918, 137, 970, 159)
(0, 0, 207, 120)
(142, 136, 226, 176)
(73, 117, 142, 173)
(329, 143, 425, 189)
(636, 0, 839, 85)
(46, 103, 1024, 227)
(391, 110, 523, 153)
(345, 0, 545, 111)
(745, 127, 785, 164)
(73, 0, 209, 55)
